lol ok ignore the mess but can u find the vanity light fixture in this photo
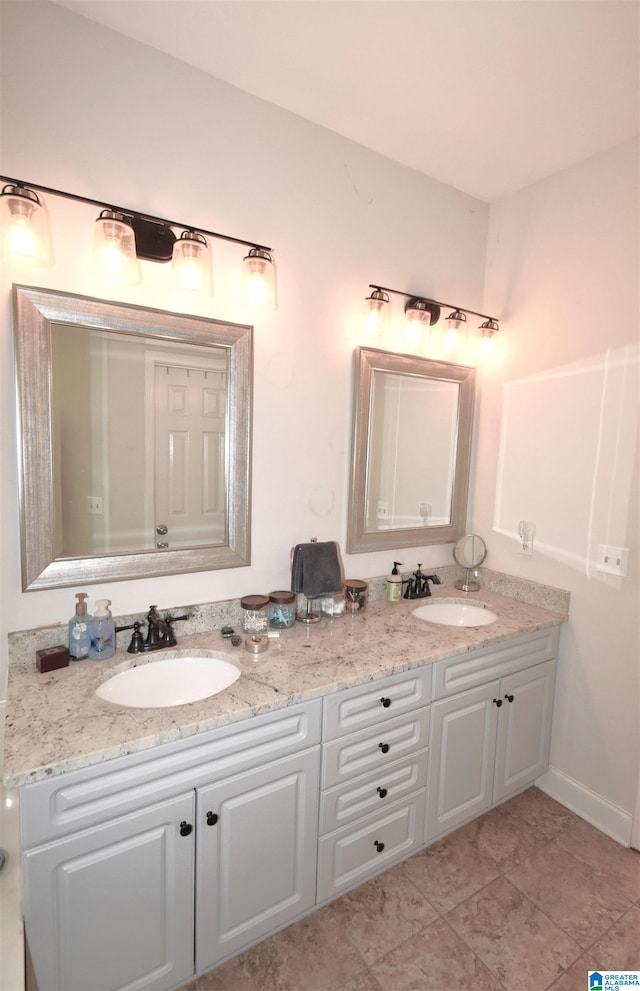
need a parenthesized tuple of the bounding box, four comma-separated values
(0, 176, 277, 308)
(363, 288, 391, 335)
(0, 183, 53, 266)
(364, 284, 499, 352)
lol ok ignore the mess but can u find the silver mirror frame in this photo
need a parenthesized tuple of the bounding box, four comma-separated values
(347, 346, 476, 554)
(13, 285, 253, 591)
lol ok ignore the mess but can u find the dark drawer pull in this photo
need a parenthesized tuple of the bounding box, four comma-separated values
(376, 786, 388, 799)
(179, 821, 192, 837)
(380, 697, 392, 708)
(374, 840, 385, 853)
(206, 811, 219, 826)
(378, 742, 390, 754)
(493, 698, 503, 708)
(505, 693, 515, 703)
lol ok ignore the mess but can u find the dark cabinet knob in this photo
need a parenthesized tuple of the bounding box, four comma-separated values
(505, 693, 515, 703)
(378, 742, 390, 754)
(374, 840, 385, 853)
(492, 698, 503, 708)
(377, 786, 388, 799)
(206, 811, 219, 826)
(179, 820, 193, 837)
(380, 697, 392, 708)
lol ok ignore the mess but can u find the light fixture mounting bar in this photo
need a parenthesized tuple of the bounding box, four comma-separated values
(0, 175, 272, 253)
(369, 284, 498, 324)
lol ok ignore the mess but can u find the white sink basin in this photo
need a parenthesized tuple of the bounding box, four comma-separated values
(412, 601, 499, 627)
(96, 653, 241, 708)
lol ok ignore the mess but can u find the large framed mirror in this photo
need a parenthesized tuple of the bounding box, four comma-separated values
(347, 346, 475, 553)
(13, 285, 252, 590)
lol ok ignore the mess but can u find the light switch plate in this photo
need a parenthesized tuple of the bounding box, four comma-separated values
(597, 545, 629, 577)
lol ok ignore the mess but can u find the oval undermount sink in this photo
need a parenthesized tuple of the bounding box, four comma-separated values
(412, 601, 499, 627)
(96, 653, 241, 708)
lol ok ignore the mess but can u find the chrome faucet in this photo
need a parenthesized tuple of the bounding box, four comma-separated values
(118, 605, 190, 654)
(403, 565, 441, 599)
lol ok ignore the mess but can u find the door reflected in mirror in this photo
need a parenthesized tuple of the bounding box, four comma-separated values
(348, 347, 476, 554)
(51, 325, 228, 556)
(14, 285, 252, 590)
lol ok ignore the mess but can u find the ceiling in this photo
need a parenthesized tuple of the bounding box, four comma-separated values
(52, 0, 639, 202)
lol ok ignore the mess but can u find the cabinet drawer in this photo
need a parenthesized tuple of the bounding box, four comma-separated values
(317, 789, 425, 903)
(321, 708, 429, 789)
(323, 668, 430, 742)
(21, 699, 322, 848)
(320, 749, 428, 835)
(431, 627, 559, 701)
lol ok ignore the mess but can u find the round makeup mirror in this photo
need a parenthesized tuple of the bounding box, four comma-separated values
(453, 533, 487, 591)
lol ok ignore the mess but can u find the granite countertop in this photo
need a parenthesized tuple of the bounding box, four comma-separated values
(2, 586, 567, 788)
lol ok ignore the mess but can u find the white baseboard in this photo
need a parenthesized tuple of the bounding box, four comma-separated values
(536, 767, 633, 848)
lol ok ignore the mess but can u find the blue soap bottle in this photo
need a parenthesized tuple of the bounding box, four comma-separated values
(88, 599, 116, 660)
(68, 592, 92, 660)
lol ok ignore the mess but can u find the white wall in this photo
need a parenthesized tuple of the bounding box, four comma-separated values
(475, 139, 639, 824)
(0, 2, 488, 693)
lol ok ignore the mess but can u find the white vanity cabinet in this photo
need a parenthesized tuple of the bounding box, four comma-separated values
(426, 628, 559, 841)
(21, 700, 321, 991)
(317, 668, 431, 903)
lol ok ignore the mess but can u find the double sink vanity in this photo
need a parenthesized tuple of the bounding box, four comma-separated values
(4, 578, 568, 991)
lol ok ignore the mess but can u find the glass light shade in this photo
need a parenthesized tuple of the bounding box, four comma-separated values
(171, 231, 212, 297)
(405, 300, 431, 344)
(363, 289, 390, 335)
(478, 319, 499, 358)
(91, 210, 140, 285)
(0, 185, 53, 266)
(241, 248, 276, 309)
(444, 309, 467, 351)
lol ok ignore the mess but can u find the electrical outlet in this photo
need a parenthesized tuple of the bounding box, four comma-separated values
(86, 496, 103, 516)
(377, 501, 389, 521)
(597, 545, 629, 577)
(518, 521, 535, 555)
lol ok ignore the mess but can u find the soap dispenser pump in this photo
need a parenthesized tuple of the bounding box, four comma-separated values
(386, 562, 403, 603)
(88, 599, 116, 660)
(68, 592, 92, 660)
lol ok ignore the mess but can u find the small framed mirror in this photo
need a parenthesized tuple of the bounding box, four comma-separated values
(347, 346, 476, 553)
(14, 285, 253, 590)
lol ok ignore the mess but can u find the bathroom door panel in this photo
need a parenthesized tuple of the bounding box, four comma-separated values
(23, 792, 195, 991)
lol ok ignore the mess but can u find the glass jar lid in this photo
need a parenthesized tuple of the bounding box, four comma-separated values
(343, 579, 368, 592)
(268, 590, 295, 604)
(240, 594, 270, 610)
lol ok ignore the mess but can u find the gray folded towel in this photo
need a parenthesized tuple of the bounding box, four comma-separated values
(291, 541, 343, 598)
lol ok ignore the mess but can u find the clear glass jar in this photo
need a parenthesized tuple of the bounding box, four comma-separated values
(320, 592, 346, 618)
(240, 594, 270, 634)
(268, 591, 296, 629)
(344, 579, 368, 613)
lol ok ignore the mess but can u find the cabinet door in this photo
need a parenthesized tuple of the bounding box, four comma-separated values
(195, 747, 319, 973)
(23, 793, 195, 991)
(494, 659, 556, 802)
(426, 681, 499, 841)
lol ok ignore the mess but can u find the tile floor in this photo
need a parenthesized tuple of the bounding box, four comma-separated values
(179, 788, 640, 991)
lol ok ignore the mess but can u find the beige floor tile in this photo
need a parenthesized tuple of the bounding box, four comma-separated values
(555, 818, 640, 903)
(588, 904, 640, 969)
(327, 863, 439, 965)
(179, 954, 258, 991)
(371, 917, 501, 991)
(338, 971, 384, 991)
(239, 902, 369, 991)
(546, 953, 599, 991)
(447, 876, 581, 991)
(502, 787, 580, 841)
(401, 802, 546, 915)
(506, 839, 633, 949)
